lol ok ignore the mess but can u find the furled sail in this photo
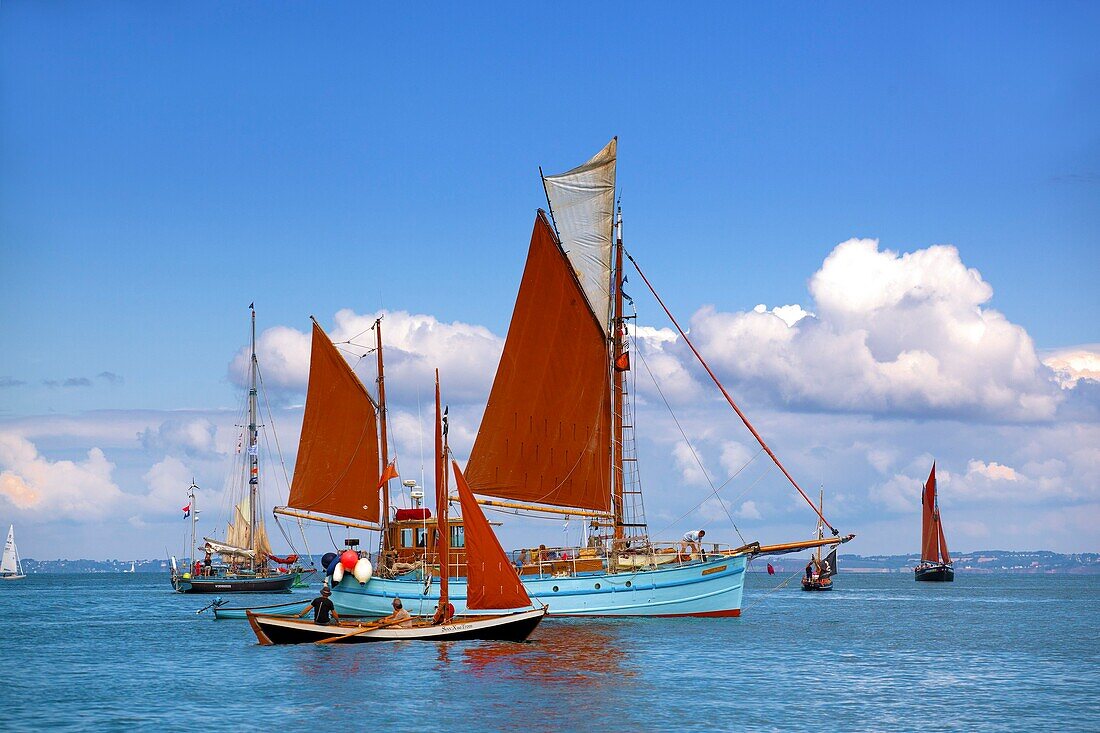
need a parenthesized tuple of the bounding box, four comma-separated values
(453, 460, 532, 610)
(216, 495, 272, 559)
(226, 498, 252, 550)
(542, 137, 617, 333)
(465, 212, 612, 512)
(920, 463, 939, 563)
(288, 320, 381, 523)
(203, 538, 256, 559)
(821, 548, 838, 579)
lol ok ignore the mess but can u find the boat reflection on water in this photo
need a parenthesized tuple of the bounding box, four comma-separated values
(459, 621, 632, 685)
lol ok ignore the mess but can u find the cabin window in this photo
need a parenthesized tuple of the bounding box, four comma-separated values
(450, 526, 465, 548)
(399, 529, 413, 547)
(416, 528, 427, 547)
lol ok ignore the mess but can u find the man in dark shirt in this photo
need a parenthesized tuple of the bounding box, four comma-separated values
(297, 586, 339, 625)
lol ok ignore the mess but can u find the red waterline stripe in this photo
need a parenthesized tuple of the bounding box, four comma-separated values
(564, 609, 741, 618)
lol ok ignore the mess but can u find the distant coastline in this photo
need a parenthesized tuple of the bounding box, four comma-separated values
(15, 549, 1100, 574)
(750, 549, 1099, 575)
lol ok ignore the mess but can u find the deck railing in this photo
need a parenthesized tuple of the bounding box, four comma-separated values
(372, 540, 754, 582)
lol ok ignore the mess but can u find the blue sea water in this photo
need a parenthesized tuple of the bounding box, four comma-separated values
(1, 572, 1096, 732)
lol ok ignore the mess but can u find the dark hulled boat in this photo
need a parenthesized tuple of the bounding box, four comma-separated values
(801, 489, 838, 591)
(801, 547, 837, 591)
(914, 463, 954, 582)
(171, 306, 311, 594)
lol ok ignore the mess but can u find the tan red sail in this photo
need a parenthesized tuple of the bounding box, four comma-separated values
(453, 459, 532, 611)
(287, 320, 381, 524)
(464, 212, 612, 512)
(921, 463, 938, 563)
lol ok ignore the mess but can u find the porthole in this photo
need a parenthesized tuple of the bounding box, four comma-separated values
(625, 581, 632, 588)
(594, 582, 601, 589)
(552, 586, 559, 592)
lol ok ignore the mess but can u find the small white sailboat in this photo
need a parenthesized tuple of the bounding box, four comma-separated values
(1, 525, 26, 580)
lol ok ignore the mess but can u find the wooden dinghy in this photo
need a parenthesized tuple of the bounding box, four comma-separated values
(247, 607, 547, 645)
(247, 373, 547, 646)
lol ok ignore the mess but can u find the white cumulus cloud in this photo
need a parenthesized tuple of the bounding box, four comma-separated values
(1043, 345, 1100, 389)
(231, 308, 503, 404)
(684, 238, 1061, 421)
(0, 434, 125, 519)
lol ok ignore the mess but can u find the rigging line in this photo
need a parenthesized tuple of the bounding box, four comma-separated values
(259, 360, 314, 560)
(325, 523, 342, 554)
(654, 455, 770, 539)
(628, 324, 765, 525)
(743, 564, 803, 611)
(632, 334, 747, 544)
(626, 251, 837, 535)
(481, 505, 589, 523)
(341, 315, 382, 348)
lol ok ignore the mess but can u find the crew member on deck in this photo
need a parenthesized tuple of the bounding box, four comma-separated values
(680, 529, 705, 555)
(297, 585, 339, 625)
(805, 560, 814, 581)
(380, 597, 413, 628)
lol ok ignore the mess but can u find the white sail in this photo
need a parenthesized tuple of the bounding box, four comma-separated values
(543, 137, 617, 332)
(2, 525, 25, 577)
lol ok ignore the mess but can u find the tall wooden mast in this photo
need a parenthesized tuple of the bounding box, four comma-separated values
(612, 206, 625, 541)
(434, 371, 449, 610)
(247, 304, 260, 571)
(816, 488, 824, 564)
(376, 317, 391, 537)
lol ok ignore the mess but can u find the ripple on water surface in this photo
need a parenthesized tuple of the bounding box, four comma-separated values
(1, 573, 1097, 732)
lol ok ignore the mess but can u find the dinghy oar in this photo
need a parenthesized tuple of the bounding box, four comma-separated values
(314, 616, 412, 645)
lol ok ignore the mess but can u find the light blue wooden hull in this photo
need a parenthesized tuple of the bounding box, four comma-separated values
(215, 554, 746, 619)
(341, 554, 745, 618)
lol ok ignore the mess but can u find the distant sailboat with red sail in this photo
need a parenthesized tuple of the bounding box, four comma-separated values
(914, 463, 954, 582)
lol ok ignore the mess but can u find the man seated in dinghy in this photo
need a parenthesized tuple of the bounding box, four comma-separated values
(432, 598, 456, 626)
(296, 586, 340, 625)
(377, 597, 414, 628)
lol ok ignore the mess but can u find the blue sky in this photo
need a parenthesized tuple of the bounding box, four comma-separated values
(1, 3, 1097, 559)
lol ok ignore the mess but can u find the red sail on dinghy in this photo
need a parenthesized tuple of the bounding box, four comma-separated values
(453, 460, 532, 611)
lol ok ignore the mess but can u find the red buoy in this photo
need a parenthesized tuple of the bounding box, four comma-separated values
(340, 550, 359, 571)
